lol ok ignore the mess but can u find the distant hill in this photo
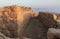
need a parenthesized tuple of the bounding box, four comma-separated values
(33, 7, 60, 13)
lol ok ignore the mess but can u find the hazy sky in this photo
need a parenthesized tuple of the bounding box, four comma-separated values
(0, 0, 60, 7)
(0, 0, 60, 13)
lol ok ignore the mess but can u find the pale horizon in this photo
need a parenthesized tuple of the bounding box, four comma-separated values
(0, 0, 60, 7)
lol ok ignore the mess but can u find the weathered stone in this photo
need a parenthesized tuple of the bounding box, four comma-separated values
(47, 28, 60, 39)
(0, 5, 35, 39)
(0, 5, 60, 39)
(37, 12, 57, 28)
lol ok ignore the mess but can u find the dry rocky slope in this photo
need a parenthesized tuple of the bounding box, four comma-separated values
(0, 5, 60, 39)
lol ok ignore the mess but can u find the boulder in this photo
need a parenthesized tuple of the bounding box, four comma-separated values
(47, 28, 60, 39)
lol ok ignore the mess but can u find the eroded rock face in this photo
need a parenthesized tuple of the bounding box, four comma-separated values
(0, 5, 35, 38)
(0, 5, 59, 39)
(37, 12, 57, 28)
(23, 17, 48, 39)
(23, 12, 57, 39)
(0, 6, 17, 38)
